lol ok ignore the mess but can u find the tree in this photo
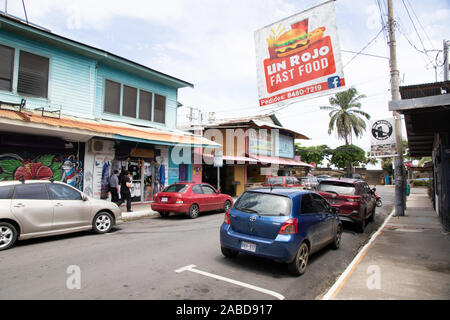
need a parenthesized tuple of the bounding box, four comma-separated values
(295, 144, 331, 167)
(329, 145, 366, 170)
(320, 87, 370, 173)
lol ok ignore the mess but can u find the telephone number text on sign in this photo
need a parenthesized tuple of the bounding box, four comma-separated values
(259, 78, 345, 106)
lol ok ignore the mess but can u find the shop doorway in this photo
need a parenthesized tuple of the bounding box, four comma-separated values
(179, 164, 188, 181)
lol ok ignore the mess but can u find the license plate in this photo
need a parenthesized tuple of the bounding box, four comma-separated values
(161, 197, 168, 202)
(241, 241, 256, 252)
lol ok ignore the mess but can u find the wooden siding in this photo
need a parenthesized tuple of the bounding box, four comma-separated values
(0, 29, 179, 129)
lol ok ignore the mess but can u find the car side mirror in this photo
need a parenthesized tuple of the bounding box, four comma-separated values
(331, 207, 339, 215)
(82, 195, 88, 201)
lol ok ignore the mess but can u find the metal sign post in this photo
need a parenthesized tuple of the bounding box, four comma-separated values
(214, 151, 223, 192)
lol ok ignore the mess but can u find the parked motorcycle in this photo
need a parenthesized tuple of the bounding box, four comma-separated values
(375, 192, 382, 207)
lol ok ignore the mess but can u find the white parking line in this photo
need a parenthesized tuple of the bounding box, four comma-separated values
(175, 264, 285, 300)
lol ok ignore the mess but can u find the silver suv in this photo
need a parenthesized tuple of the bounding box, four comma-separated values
(0, 180, 122, 250)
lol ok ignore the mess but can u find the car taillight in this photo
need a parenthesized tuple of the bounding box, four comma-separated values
(279, 218, 298, 234)
(224, 210, 231, 225)
(176, 198, 184, 204)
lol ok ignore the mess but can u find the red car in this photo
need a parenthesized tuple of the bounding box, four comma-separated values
(151, 182, 233, 219)
(262, 176, 305, 188)
(317, 178, 376, 232)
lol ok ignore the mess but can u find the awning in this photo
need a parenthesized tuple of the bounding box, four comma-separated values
(202, 153, 258, 163)
(251, 154, 313, 167)
(0, 107, 219, 148)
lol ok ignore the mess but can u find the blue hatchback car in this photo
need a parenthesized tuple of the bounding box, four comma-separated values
(220, 188, 342, 276)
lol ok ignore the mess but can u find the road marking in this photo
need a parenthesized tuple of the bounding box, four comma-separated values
(322, 207, 396, 300)
(175, 264, 285, 300)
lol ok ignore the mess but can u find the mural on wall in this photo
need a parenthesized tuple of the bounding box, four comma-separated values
(0, 153, 84, 190)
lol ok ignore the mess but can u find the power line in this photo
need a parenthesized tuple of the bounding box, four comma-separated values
(405, 0, 435, 51)
(343, 26, 386, 68)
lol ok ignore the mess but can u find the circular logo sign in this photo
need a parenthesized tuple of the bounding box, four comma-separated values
(371, 120, 393, 141)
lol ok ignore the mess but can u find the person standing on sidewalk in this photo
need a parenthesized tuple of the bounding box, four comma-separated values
(117, 170, 133, 212)
(109, 170, 120, 203)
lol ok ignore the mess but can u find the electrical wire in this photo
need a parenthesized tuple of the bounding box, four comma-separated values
(343, 26, 386, 68)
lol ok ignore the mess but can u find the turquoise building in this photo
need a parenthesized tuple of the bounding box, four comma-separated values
(0, 13, 215, 202)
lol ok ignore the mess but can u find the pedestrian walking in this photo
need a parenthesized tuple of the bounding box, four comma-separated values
(117, 170, 133, 212)
(109, 170, 120, 203)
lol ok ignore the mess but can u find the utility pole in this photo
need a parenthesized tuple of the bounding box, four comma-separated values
(387, 0, 405, 216)
(444, 40, 449, 81)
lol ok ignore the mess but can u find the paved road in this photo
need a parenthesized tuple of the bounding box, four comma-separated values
(0, 186, 394, 300)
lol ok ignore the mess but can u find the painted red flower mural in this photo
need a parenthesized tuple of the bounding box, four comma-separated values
(14, 162, 53, 180)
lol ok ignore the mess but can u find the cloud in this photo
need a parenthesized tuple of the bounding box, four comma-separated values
(3, 0, 448, 153)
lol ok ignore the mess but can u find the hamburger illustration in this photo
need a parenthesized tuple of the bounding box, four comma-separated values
(273, 28, 310, 57)
(266, 18, 326, 59)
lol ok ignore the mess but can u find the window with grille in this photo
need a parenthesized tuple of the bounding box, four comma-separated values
(17, 51, 49, 98)
(154, 93, 166, 124)
(122, 85, 137, 118)
(0, 44, 14, 92)
(139, 89, 152, 121)
(104, 79, 121, 115)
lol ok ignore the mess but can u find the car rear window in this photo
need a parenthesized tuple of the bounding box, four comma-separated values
(265, 177, 284, 185)
(13, 184, 49, 200)
(234, 192, 291, 216)
(163, 184, 189, 193)
(0, 186, 13, 199)
(318, 182, 356, 195)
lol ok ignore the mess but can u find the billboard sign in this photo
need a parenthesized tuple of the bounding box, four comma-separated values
(254, 0, 345, 107)
(369, 118, 397, 158)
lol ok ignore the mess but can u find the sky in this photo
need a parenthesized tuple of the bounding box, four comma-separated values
(2, 0, 449, 162)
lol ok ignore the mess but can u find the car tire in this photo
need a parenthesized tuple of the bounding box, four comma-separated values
(357, 214, 366, 233)
(159, 211, 170, 218)
(221, 246, 238, 258)
(188, 204, 199, 219)
(376, 199, 382, 207)
(0, 222, 18, 251)
(287, 242, 309, 276)
(368, 206, 376, 222)
(93, 211, 114, 234)
(331, 224, 342, 250)
(223, 200, 231, 212)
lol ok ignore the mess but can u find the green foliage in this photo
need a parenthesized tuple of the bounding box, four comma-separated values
(381, 157, 394, 175)
(329, 144, 366, 169)
(410, 179, 429, 187)
(0, 159, 22, 181)
(295, 144, 332, 166)
(36, 154, 55, 167)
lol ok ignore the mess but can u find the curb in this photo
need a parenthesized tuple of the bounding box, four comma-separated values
(121, 210, 159, 221)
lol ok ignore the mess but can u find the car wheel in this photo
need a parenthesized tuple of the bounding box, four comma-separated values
(0, 222, 18, 251)
(368, 206, 376, 222)
(331, 224, 342, 250)
(93, 211, 114, 234)
(221, 246, 238, 258)
(159, 211, 170, 218)
(223, 200, 231, 212)
(188, 204, 199, 219)
(376, 199, 382, 207)
(287, 242, 309, 276)
(357, 214, 366, 233)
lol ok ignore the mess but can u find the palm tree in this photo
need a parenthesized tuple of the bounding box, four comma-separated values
(320, 87, 370, 145)
(321, 87, 370, 174)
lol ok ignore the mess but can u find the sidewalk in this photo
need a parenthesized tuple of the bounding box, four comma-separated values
(119, 202, 159, 221)
(328, 187, 450, 300)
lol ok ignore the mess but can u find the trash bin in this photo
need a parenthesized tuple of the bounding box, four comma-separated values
(406, 183, 411, 196)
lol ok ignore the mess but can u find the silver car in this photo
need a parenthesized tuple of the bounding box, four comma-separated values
(0, 180, 122, 250)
